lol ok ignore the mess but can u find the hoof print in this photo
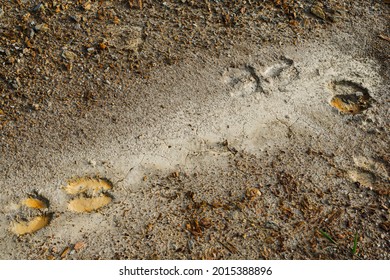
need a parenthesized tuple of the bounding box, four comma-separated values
(329, 80, 371, 115)
(263, 57, 294, 79)
(68, 195, 112, 213)
(64, 177, 112, 195)
(260, 57, 298, 92)
(10, 194, 51, 236)
(350, 156, 390, 195)
(22, 197, 47, 209)
(222, 66, 261, 97)
(11, 215, 50, 236)
(64, 176, 113, 213)
(348, 170, 375, 188)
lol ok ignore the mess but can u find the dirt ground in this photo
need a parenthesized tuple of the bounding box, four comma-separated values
(0, 0, 389, 259)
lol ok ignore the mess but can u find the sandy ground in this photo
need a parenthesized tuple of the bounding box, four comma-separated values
(0, 1, 389, 259)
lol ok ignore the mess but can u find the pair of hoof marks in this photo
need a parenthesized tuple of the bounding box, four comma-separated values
(10, 197, 50, 236)
(65, 177, 112, 213)
(10, 177, 113, 236)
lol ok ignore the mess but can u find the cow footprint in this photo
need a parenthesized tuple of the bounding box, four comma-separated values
(222, 66, 262, 97)
(63, 177, 113, 213)
(328, 80, 372, 115)
(263, 57, 294, 78)
(10, 194, 51, 236)
(222, 57, 298, 97)
(347, 156, 389, 195)
(261, 57, 299, 92)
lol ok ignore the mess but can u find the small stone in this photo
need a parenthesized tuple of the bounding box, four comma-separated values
(29, 29, 35, 38)
(32, 103, 40, 111)
(70, 15, 81, 22)
(74, 241, 85, 252)
(32, 3, 44, 13)
(8, 57, 15, 64)
(34, 23, 49, 32)
(22, 13, 31, 22)
(62, 50, 77, 61)
(99, 42, 108, 50)
(10, 78, 21, 89)
(311, 4, 326, 20)
(246, 187, 261, 200)
(83, 2, 92, 10)
(113, 16, 120, 24)
(88, 159, 96, 167)
(0, 7, 5, 18)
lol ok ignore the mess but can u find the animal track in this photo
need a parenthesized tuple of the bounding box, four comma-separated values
(262, 57, 294, 79)
(10, 195, 51, 236)
(64, 177, 112, 195)
(348, 169, 376, 188)
(11, 216, 50, 236)
(222, 58, 299, 97)
(67, 195, 112, 213)
(22, 197, 48, 209)
(328, 80, 372, 115)
(64, 177, 113, 213)
(261, 57, 299, 93)
(348, 156, 389, 195)
(8, 177, 114, 236)
(222, 66, 261, 97)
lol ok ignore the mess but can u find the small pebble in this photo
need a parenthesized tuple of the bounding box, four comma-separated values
(62, 50, 77, 61)
(32, 3, 44, 13)
(70, 15, 81, 22)
(83, 2, 92, 10)
(10, 78, 21, 89)
(311, 3, 326, 20)
(32, 103, 40, 111)
(34, 23, 49, 32)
